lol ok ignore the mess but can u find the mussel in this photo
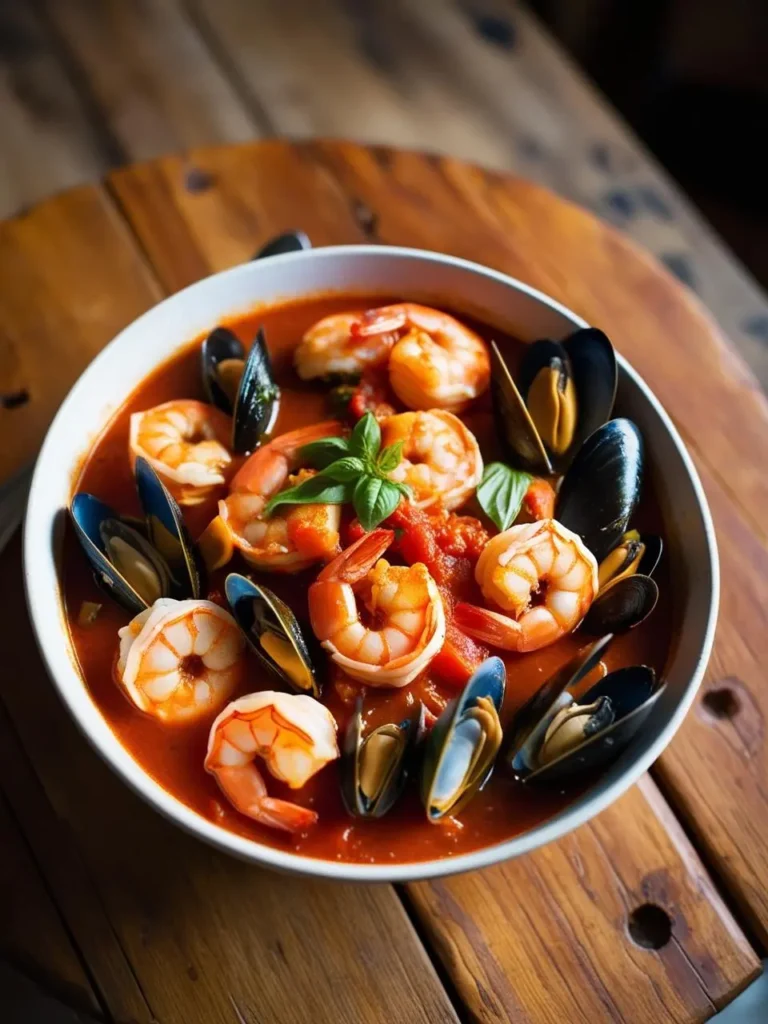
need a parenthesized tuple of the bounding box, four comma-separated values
(506, 637, 665, 783)
(202, 326, 279, 454)
(556, 418, 643, 563)
(70, 494, 173, 613)
(342, 699, 425, 819)
(252, 230, 311, 260)
(70, 458, 204, 613)
(225, 573, 320, 697)
(421, 657, 505, 822)
(491, 328, 617, 473)
(582, 531, 662, 636)
(134, 456, 205, 599)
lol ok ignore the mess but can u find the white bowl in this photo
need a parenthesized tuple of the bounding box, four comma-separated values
(24, 246, 718, 882)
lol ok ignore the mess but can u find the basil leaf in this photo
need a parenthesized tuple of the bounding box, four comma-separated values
(322, 456, 366, 483)
(298, 436, 350, 469)
(476, 462, 532, 532)
(353, 476, 403, 531)
(264, 475, 353, 516)
(376, 441, 404, 474)
(349, 411, 380, 459)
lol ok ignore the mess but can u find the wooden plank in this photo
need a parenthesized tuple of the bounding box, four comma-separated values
(0, 184, 163, 481)
(0, 0, 107, 219)
(0, 184, 458, 1024)
(0, 743, 100, 1019)
(110, 142, 762, 1018)
(187, 0, 768, 390)
(409, 777, 759, 1023)
(0, 701, 152, 1022)
(41, 0, 259, 160)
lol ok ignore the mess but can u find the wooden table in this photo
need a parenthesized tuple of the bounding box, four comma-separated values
(1, 138, 767, 1023)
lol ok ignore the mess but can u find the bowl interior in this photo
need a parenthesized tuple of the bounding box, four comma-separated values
(24, 245, 718, 881)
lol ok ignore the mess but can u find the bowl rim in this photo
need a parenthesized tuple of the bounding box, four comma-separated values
(23, 244, 719, 882)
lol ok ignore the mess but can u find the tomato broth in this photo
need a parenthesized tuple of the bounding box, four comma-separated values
(63, 294, 673, 864)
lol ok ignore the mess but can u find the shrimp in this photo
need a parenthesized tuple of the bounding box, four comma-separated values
(294, 311, 393, 380)
(381, 409, 483, 511)
(295, 303, 491, 413)
(210, 421, 344, 573)
(129, 400, 234, 505)
(205, 691, 339, 833)
(309, 529, 446, 687)
(454, 519, 598, 653)
(117, 598, 246, 723)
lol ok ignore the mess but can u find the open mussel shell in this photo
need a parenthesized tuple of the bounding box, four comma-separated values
(556, 418, 643, 563)
(526, 665, 665, 784)
(201, 325, 279, 453)
(232, 327, 280, 454)
(225, 573, 319, 697)
(342, 699, 425, 819)
(421, 657, 506, 822)
(505, 635, 613, 776)
(490, 341, 553, 474)
(252, 230, 311, 260)
(582, 574, 659, 635)
(70, 493, 173, 613)
(202, 327, 245, 414)
(134, 456, 205, 600)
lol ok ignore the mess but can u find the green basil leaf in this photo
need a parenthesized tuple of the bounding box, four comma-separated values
(349, 411, 381, 459)
(322, 456, 367, 483)
(393, 481, 412, 497)
(264, 475, 353, 516)
(298, 436, 350, 469)
(376, 441, 404, 474)
(353, 476, 404, 531)
(476, 462, 532, 532)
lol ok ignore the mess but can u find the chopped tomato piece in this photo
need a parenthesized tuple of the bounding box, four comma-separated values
(432, 623, 489, 689)
(522, 477, 556, 521)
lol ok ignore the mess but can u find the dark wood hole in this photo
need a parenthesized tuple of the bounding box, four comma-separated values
(628, 904, 672, 949)
(1, 388, 30, 409)
(702, 687, 740, 719)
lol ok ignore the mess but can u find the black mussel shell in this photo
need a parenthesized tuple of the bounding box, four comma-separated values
(556, 419, 643, 563)
(505, 635, 613, 776)
(252, 230, 311, 261)
(421, 657, 506, 822)
(225, 573, 319, 696)
(202, 326, 246, 415)
(527, 667, 664, 784)
(342, 699, 425, 819)
(134, 456, 205, 600)
(581, 574, 659, 635)
(535, 695, 616, 767)
(598, 532, 662, 593)
(637, 534, 663, 579)
(232, 327, 280, 455)
(490, 341, 553, 474)
(70, 493, 172, 613)
(560, 328, 617, 459)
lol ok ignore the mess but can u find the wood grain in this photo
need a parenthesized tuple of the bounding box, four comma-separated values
(42, 0, 258, 160)
(409, 777, 758, 1023)
(0, 0, 106, 218)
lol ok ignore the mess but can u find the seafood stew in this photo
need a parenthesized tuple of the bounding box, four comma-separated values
(63, 293, 672, 864)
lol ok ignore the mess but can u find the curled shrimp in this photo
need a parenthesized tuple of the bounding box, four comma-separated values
(129, 400, 234, 505)
(205, 691, 339, 833)
(117, 598, 246, 723)
(294, 303, 490, 412)
(381, 409, 483, 511)
(294, 311, 393, 380)
(309, 529, 446, 688)
(454, 519, 598, 653)
(207, 421, 344, 573)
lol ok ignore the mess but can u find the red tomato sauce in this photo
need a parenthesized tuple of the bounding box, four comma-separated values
(62, 294, 673, 864)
